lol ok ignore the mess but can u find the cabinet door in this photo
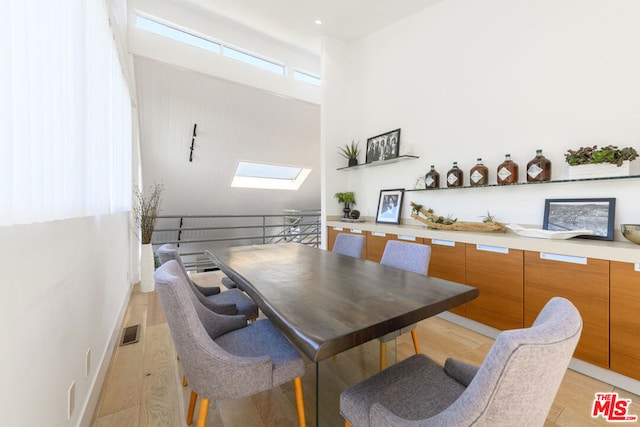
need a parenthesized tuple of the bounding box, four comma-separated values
(365, 231, 393, 262)
(524, 251, 609, 368)
(426, 238, 466, 316)
(610, 261, 640, 380)
(465, 244, 523, 330)
(327, 226, 367, 258)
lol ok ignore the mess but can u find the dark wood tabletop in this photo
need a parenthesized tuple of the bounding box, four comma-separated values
(207, 243, 478, 362)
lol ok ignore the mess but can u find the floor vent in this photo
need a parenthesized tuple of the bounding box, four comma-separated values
(120, 324, 140, 346)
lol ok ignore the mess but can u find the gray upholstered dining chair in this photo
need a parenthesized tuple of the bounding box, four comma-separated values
(157, 244, 259, 320)
(333, 233, 366, 258)
(340, 296, 582, 427)
(378, 240, 431, 369)
(155, 260, 307, 427)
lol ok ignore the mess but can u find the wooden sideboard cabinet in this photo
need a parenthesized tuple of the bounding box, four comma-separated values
(426, 238, 467, 316)
(465, 244, 524, 330)
(364, 231, 393, 262)
(524, 251, 609, 368)
(610, 261, 640, 380)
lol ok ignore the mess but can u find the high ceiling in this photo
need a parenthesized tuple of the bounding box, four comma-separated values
(172, 0, 444, 53)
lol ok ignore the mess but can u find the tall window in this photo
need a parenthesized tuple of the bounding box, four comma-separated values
(0, 0, 132, 225)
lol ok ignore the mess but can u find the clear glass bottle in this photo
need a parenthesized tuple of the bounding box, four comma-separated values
(469, 158, 489, 186)
(497, 154, 518, 185)
(425, 165, 440, 189)
(526, 149, 552, 182)
(446, 162, 463, 187)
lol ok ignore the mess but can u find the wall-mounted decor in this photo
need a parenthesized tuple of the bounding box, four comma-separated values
(543, 198, 616, 241)
(366, 128, 400, 163)
(376, 189, 404, 224)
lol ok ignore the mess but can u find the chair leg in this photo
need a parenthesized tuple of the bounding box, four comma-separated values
(183, 375, 188, 387)
(379, 341, 387, 370)
(344, 420, 352, 427)
(293, 377, 306, 427)
(411, 329, 421, 354)
(196, 397, 209, 427)
(187, 390, 197, 424)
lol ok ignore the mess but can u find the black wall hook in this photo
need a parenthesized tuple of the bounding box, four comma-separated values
(189, 123, 197, 162)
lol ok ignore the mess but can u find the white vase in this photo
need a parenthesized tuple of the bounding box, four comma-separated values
(567, 160, 638, 179)
(140, 243, 155, 293)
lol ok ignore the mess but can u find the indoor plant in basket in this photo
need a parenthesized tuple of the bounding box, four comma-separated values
(565, 145, 639, 178)
(133, 183, 163, 292)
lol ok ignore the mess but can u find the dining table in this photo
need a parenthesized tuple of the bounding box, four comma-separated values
(206, 242, 479, 425)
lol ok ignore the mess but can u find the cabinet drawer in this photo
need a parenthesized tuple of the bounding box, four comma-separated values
(465, 244, 523, 330)
(524, 251, 609, 368)
(426, 239, 466, 316)
(610, 261, 640, 379)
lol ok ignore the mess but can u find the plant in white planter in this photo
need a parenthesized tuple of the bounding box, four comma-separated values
(133, 183, 163, 292)
(565, 145, 639, 178)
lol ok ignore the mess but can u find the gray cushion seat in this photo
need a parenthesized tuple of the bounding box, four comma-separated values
(340, 296, 583, 427)
(157, 244, 258, 320)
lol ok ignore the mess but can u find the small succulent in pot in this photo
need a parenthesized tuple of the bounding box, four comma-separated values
(338, 140, 361, 167)
(334, 192, 356, 218)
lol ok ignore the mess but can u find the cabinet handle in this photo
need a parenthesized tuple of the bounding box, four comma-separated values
(476, 244, 509, 254)
(371, 232, 386, 237)
(350, 229, 363, 234)
(432, 239, 455, 247)
(397, 234, 416, 241)
(540, 252, 587, 265)
(635, 263, 640, 272)
(333, 227, 344, 231)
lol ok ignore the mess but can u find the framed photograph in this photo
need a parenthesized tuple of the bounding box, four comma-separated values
(543, 198, 616, 241)
(376, 189, 405, 224)
(366, 128, 401, 163)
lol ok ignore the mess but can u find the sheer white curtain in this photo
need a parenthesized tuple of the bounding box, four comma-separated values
(0, 0, 132, 226)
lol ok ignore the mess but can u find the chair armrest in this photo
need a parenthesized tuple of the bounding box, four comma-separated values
(444, 358, 478, 387)
(194, 282, 221, 296)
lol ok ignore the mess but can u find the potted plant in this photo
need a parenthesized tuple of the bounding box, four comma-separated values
(338, 140, 361, 167)
(133, 183, 163, 292)
(334, 192, 356, 218)
(565, 145, 639, 179)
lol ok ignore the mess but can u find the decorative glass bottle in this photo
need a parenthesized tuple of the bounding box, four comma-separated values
(469, 158, 489, 186)
(497, 154, 518, 185)
(425, 165, 440, 189)
(446, 162, 463, 188)
(526, 149, 552, 182)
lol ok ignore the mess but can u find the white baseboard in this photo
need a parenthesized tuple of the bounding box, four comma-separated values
(78, 282, 134, 427)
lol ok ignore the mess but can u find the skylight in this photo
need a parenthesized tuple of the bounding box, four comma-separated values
(231, 161, 312, 190)
(224, 46, 286, 76)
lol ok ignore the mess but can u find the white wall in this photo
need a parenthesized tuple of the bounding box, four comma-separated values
(0, 213, 132, 426)
(324, 0, 640, 231)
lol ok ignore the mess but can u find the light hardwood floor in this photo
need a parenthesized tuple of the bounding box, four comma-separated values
(92, 271, 639, 426)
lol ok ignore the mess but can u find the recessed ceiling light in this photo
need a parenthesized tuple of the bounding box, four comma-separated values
(314, 19, 323, 25)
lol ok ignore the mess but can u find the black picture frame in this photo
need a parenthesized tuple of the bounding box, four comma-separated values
(376, 189, 404, 224)
(543, 198, 616, 241)
(366, 128, 401, 163)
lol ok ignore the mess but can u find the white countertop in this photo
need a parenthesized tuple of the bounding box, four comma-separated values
(327, 218, 640, 264)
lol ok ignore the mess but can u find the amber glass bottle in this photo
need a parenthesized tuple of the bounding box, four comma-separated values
(469, 158, 489, 186)
(446, 162, 463, 187)
(526, 149, 552, 182)
(425, 165, 440, 189)
(497, 154, 518, 185)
